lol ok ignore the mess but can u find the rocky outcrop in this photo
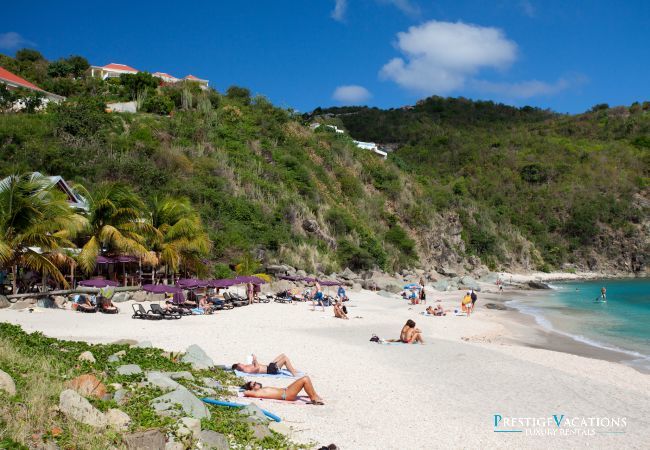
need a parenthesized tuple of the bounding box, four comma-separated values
(527, 281, 551, 289)
(116, 364, 143, 375)
(0, 369, 16, 395)
(78, 351, 96, 363)
(198, 430, 230, 449)
(59, 389, 106, 428)
(181, 345, 214, 370)
(106, 408, 131, 431)
(123, 429, 166, 450)
(151, 387, 210, 419)
(66, 374, 106, 399)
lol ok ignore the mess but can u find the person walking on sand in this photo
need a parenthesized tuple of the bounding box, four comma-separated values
(246, 282, 254, 305)
(461, 291, 473, 316)
(242, 376, 324, 404)
(311, 281, 325, 312)
(232, 353, 300, 377)
(470, 289, 478, 308)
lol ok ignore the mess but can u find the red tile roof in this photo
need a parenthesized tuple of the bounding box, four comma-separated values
(103, 63, 138, 72)
(184, 74, 202, 80)
(153, 72, 177, 79)
(0, 66, 43, 91)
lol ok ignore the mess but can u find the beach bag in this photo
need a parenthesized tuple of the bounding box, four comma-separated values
(369, 334, 380, 342)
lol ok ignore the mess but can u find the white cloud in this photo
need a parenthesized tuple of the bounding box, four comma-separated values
(377, 0, 421, 17)
(333, 85, 372, 103)
(331, 0, 348, 22)
(0, 32, 33, 50)
(520, 0, 536, 18)
(471, 78, 570, 99)
(380, 21, 517, 94)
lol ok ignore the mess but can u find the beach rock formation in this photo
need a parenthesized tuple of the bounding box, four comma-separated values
(108, 350, 126, 362)
(116, 364, 143, 375)
(527, 281, 551, 289)
(66, 374, 106, 399)
(78, 351, 96, 363)
(177, 416, 201, 438)
(123, 429, 166, 450)
(146, 371, 181, 391)
(59, 389, 107, 428)
(181, 344, 214, 370)
(198, 430, 230, 450)
(106, 408, 131, 431)
(238, 404, 269, 423)
(151, 387, 210, 419)
(0, 369, 16, 395)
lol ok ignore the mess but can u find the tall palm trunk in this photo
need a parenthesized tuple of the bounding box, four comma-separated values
(12, 264, 17, 295)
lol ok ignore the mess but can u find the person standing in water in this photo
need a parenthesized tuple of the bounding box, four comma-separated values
(600, 286, 607, 301)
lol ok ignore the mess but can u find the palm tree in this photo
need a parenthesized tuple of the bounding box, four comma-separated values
(77, 183, 153, 274)
(0, 173, 86, 293)
(148, 196, 211, 277)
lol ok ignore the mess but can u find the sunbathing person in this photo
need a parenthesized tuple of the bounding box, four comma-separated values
(333, 300, 348, 319)
(242, 376, 324, 405)
(426, 305, 446, 316)
(398, 319, 424, 344)
(232, 353, 299, 377)
(74, 294, 96, 313)
(99, 296, 119, 314)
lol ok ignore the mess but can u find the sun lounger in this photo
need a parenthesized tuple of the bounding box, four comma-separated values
(233, 369, 304, 379)
(131, 303, 163, 320)
(150, 303, 182, 319)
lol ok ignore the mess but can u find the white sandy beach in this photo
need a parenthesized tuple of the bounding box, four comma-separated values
(1, 283, 649, 449)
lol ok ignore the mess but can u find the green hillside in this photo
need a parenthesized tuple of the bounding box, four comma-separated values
(1, 50, 648, 276)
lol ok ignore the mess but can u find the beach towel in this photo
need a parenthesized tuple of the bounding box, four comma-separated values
(237, 391, 310, 404)
(376, 340, 406, 345)
(234, 369, 304, 378)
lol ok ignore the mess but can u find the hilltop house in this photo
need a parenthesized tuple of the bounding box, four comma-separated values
(353, 140, 388, 159)
(90, 63, 209, 89)
(0, 66, 65, 108)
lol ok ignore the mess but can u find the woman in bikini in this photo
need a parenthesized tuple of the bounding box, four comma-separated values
(242, 376, 324, 405)
(398, 319, 424, 344)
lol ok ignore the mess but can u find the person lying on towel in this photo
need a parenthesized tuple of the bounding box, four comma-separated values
(242, 376, 324, 405)
(232, 353, 300, 377)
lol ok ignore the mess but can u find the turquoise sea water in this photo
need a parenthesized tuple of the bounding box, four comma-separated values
(508, 279, 650, 370)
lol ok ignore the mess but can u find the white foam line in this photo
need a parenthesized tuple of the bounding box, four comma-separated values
(506, 299, 650, 366)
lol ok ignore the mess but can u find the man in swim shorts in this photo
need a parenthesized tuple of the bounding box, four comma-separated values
(232, 353, 300, 377)
(243, 376, 324, 404)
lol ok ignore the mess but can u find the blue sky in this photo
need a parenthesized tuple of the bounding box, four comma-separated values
(1, 0, 648, 113)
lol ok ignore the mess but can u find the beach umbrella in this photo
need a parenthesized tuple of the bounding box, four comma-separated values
(142, 284, 182, 294)
(78, 279, 120, 288)
(278, 275, 300, 281)
(404, 283, 421, 290)
(208, 278, 236, 288)
(95, 256, 115, 264)
(319, 280, 341, 286)
(176, 278, 209, 289)
(301, 277, 317, 283)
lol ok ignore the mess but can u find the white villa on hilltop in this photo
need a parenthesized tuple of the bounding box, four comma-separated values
(309, 122, 388, 159)
(90, 63, 209, 89)
(0, 66, 65, 108)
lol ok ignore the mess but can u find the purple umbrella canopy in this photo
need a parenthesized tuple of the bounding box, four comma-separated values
(142, 284, 182, 294)
(114, 255, 138, 263)
(233, 275, 267, 285)
(301, 277, 317, 283)
(95, 256, 115, 265)
(176, 278, 210, 289)
(208, 278, 237, 288)
(319, 280, 341, 286)
(78, 279, 120, 288)
(278, 275, 301, 281)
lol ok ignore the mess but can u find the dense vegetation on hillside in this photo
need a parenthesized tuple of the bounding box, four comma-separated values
(1, 49, 648, 275)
